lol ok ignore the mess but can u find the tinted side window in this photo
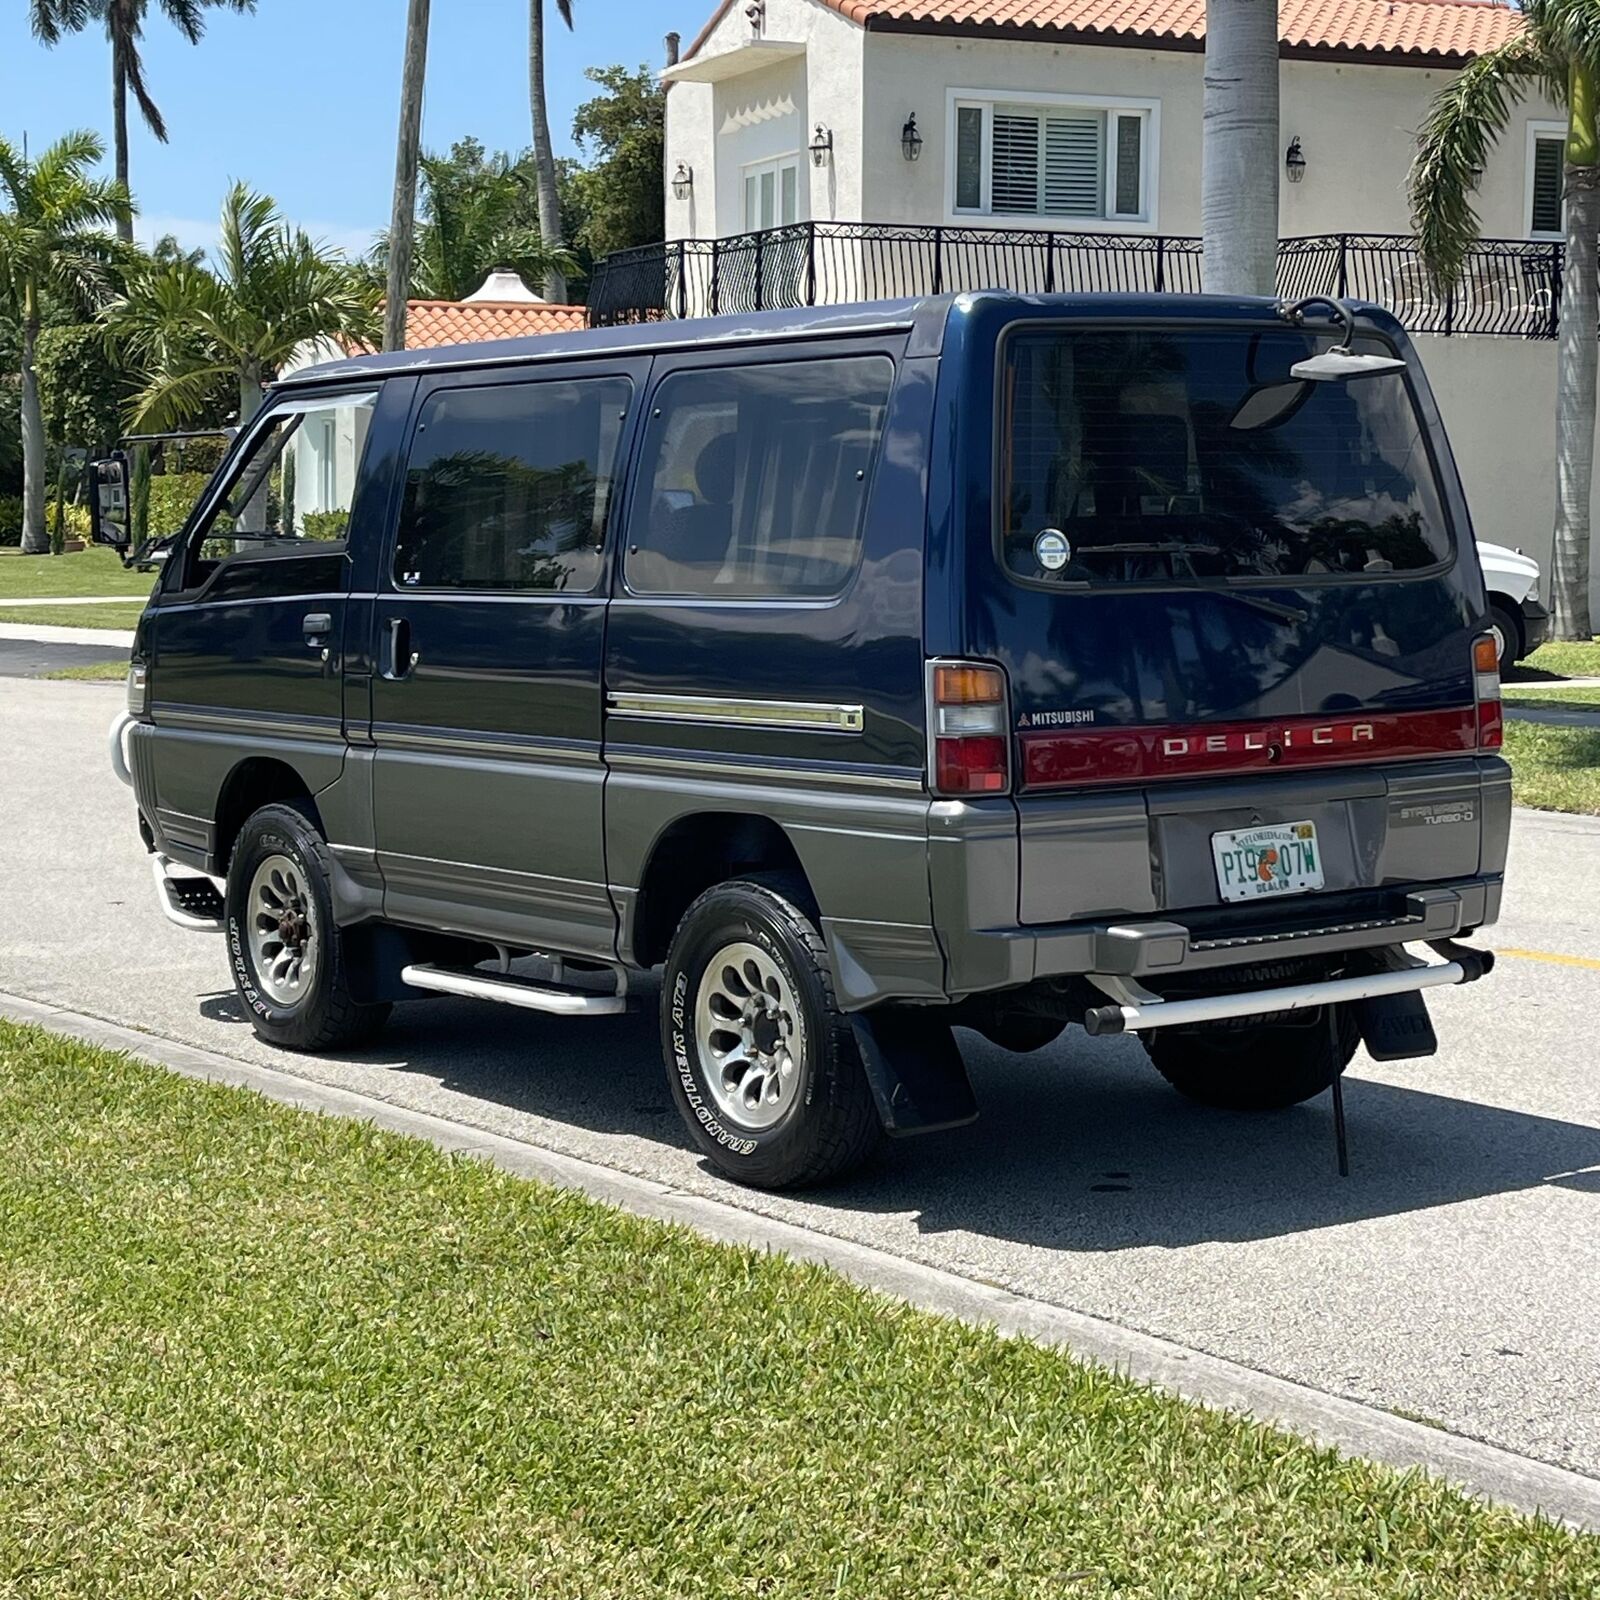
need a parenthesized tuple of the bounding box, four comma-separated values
(625, 355, 894, 599)
(395, 375, 632, 592)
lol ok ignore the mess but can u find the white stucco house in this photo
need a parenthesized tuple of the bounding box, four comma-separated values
(661, 0, 1549, 249)
(641, 0, 1596, 612)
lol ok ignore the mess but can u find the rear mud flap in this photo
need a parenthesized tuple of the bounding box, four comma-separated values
(1357, 990, 1439, 1061)
(849, 1009, 979, 1136)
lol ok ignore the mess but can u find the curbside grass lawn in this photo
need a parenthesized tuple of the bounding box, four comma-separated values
(0, 547, 154, 601)
(2, 1021, 1597, 1598)
(1503, 722, 1600, 817)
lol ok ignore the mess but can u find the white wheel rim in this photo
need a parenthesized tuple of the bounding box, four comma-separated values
(246, 853, 319, 1007)
(692, 941, 804, 1133)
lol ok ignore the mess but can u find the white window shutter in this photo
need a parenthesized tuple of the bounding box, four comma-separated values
(1042, 114, 1103, 217)
(992, 113, 1041, 213)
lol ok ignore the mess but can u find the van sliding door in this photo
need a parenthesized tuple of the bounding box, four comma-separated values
(368, 359, 648, 957)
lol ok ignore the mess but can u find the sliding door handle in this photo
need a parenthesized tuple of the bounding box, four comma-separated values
(381, 616, 419, 681)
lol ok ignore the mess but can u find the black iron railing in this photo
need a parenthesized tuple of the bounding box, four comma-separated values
(587, 222, 1562, 339)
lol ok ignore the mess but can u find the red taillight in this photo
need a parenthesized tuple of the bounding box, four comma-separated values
(930, 660, 1010, 795)
(1474, 632, 1503, 750)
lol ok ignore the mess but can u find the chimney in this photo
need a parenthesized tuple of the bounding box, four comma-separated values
(665, 31, 680, 67)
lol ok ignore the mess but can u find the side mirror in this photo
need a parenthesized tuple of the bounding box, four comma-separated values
(89, 452, 131, 549)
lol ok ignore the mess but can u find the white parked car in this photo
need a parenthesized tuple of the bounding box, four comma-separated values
(1476, 540, 1548, 664)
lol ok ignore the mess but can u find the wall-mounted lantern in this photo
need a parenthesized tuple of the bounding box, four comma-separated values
(901, 114, 923, 163)
(810, 124, 834, 169)
(671, 162, 694, 200)
(1285, 136, 1307, 184)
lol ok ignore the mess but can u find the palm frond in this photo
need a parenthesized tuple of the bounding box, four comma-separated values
(1525, 0, 1600, 77)
(554, 0, 574, 27)
(157, 0, 206, 44)
(120, 28, 171, 143)
(1409, 35, 1550, 282)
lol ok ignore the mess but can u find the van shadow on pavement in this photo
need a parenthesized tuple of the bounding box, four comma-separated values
(229, 985, 1600, 1257)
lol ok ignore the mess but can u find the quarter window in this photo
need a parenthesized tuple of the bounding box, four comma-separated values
(394, 375, 632, 592)
(954, 98, 1151, 223)
(179, 389, 376, 586)
(625, 356, 894, 599)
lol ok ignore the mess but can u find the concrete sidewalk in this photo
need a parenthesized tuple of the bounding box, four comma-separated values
(0, 621, 136, 648)
(0, 594, 149, 605)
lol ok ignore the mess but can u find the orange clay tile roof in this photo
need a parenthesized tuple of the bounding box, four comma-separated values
(688, 0, 1520, 63)
(400, 299, 587, 348)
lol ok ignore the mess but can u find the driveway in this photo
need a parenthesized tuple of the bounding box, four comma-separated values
(3, 676, 1597, 1479)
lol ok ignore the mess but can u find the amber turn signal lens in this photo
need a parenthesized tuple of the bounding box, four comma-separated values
(934, 663, 1005, 705)
(1473, 634, 1500, 674)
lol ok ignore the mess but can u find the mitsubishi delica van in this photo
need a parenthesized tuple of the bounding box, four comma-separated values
(104, 291, 1508, 1190)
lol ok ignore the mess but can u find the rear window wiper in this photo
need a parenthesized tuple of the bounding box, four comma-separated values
(1212, 590, 1310, 627)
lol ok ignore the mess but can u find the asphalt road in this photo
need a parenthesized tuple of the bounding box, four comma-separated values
(3, 676, 1597, 1480)
(0, 637, 129, 677)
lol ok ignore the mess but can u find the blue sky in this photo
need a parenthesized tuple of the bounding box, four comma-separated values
(0, 0, 702, 259)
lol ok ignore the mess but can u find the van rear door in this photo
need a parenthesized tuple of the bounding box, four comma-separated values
(966, 313, 1507, 930)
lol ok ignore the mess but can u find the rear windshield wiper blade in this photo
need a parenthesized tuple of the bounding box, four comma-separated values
(1211, 590, 1310, 626)
(1075, 541, 1223, 557)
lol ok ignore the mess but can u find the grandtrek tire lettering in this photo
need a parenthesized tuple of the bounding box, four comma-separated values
(659, 877, 881, 1189)
(223, 804, 390, 1053)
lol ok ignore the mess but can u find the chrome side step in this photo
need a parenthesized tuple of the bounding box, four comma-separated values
(151, 854, 226, 934)
(1083, 940, 1493, 1037)
(400, 963, 629, 1016)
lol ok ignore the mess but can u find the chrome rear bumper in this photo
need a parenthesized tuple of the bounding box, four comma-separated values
(1083, 938, 1493, 1036)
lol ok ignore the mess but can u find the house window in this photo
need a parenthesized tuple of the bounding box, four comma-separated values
(744, 155, 801, 233)
(952, 96, 1153, 224)
(1528, 126, 1565, 238)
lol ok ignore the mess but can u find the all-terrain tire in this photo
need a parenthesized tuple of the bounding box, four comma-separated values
(1144, 1003, 1360, 1110)
(225, 802, 390, 1051)
(660, 876, 882, 1189)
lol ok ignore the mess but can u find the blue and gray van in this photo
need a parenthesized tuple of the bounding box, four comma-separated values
(103, 291, 1508, 1188)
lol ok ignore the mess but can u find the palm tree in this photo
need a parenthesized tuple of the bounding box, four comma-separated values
(1410, 0, 1600, 640)
(373, 150, 577, 302)
(1201, 0, 1280, 296)
(529, 0, 575, 302)
(385, 0, 430, 353)
(105, 182, 378, 432)
(30, 0, 256, 245)
(0, 130, 129, 553)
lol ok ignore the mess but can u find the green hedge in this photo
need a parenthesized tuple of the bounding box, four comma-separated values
(0, 495, 22, 547)
(146, 473, 212, 538)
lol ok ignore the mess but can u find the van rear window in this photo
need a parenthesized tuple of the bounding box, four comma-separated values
(999, 328, 1453, 588)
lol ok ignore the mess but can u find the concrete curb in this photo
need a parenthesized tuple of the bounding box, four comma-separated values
(5, 988, 1598, 1534)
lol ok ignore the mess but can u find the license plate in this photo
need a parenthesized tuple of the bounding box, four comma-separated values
(1211, 821, 1324, 903)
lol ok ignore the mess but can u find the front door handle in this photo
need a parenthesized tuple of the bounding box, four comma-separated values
(381, 616, 418, 681)
(302, 611, 333, 643)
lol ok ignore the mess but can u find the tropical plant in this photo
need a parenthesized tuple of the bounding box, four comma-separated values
(372, 141, 578, 302)
(1410, 0, 1600, 640)
(385, 0, 431, 352)
(529, 0, 576, 301)
(1201, 0, 1280, 296)
(567, 64, 665, 263)
(105, 182, 378, 432)
(0, 130, 129, 552)
(30, 0, 256, 243)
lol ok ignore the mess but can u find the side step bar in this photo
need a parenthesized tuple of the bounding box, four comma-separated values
(401, 963, 629, 1016)
(151, 854, 226, 934)
(1084, 940, 1493, 1037)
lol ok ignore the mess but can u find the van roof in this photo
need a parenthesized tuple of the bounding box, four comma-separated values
(277, 297, 931, 387)
(277, 290, 1374, 389)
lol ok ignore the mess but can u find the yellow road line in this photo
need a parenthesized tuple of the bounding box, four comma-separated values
(1498, 947, 1600, 971)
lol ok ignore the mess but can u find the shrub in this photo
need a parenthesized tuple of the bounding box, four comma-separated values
(302, 509, 350, 541)
(147, 472, 212, 537)
(0, 495, 22, 547)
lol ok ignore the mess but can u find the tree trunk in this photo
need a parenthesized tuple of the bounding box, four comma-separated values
(19, 308, 49, 556)
(385, 0, 431, 353)
(235, 366, 269, 534)
(1201, 0, 1280, 297)
(529, 0, 568, 303)
(111, 30, 133, 243)
(1553, 163, 1598, 639)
